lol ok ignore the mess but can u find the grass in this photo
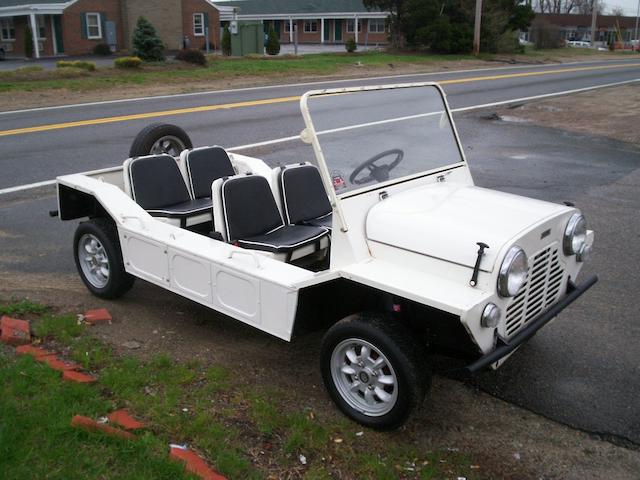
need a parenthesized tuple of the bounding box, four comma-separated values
(0, 51, 475, 94)
(0, 48, 634, 98)
(0, 298, 483, 479)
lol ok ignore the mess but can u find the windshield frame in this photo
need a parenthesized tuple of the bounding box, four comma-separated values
(299, 82, 468, 232)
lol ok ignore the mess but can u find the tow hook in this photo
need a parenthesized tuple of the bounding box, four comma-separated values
(469, 242, 489, 287)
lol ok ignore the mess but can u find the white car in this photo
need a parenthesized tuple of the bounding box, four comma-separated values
(54, 83, 597, 429)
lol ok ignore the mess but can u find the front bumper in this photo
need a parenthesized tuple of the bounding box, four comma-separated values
(465, 274, 598, 373)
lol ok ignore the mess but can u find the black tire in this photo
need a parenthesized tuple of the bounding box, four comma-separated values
(129, 123, 192, 157)
(73, 218, 135, 299)
(320, 312, 429, 430)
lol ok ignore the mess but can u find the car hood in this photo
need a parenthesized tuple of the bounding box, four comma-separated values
(365, 183, 567, 271)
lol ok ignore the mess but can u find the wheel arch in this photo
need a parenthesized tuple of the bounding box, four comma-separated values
(58, 183, 111, 221)
(294, 278, 480, 360)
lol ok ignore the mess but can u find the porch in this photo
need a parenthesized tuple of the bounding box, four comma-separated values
(0, 5, 66, 59)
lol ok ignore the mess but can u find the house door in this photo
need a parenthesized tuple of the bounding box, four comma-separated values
(334, 19, 342, 42)
(323, 20, 330, 42)
(53, 15, 64, 53)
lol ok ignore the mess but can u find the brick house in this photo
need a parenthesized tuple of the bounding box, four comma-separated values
(213, 0, 390, 45)
(0, 0, 220, 58)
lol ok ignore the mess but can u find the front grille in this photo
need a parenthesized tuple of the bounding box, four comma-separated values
(505, 245, 565, 337)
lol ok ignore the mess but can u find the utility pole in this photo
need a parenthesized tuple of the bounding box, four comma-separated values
(635, 0, 639, 43)
(590, 0, 598, 47)
(473, 0, 483, 55)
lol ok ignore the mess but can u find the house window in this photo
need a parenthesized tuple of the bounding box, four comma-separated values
(284, 21, 291, 33)
(86, 13, 102, 39)
(368, 18, 385, 33)
(36, 15, 46, 39)
(193, 13, 205, 36)
(0, 18, 15, 41)
(303, 20, 318, 33)
(346, 19, 362, 33)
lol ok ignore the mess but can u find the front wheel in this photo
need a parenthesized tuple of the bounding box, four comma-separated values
(74, 218, 135, 299)
(320, 313, 429, 430)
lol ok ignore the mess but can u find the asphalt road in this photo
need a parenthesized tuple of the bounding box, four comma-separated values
(1, 59, 639, 445)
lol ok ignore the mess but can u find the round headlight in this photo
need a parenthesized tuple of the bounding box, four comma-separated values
(481, 303, 501, 328)
(563, 213, 587, 256)
(497, 246, 528, 297)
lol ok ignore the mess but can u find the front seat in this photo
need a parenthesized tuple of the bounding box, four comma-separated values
(214, 174, 329, 262)
(276, 163, 333, 230)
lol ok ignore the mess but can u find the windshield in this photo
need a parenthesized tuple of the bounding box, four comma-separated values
(305, 85, 464, 196)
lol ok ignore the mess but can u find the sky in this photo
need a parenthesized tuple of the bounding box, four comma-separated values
(607, 0, 639, 15)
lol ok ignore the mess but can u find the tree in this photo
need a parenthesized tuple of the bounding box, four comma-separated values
(399, 0, 534, 54)
(25, 24, 34, 59)
(610, 5, 624, 15)
(363, 0, 408, 47)
(132, 17, 165, 62)
(265, 28, 280, 55)
(222, 26, 232, 56)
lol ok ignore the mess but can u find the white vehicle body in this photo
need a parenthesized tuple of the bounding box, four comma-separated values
(56, 83, 596, 427)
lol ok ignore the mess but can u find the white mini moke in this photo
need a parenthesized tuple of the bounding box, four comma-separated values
(55, 83, 597, 429)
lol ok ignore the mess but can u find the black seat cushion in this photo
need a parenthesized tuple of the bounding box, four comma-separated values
(129, 154, 191, 210)
(146, 197, 212, 218)
(222, 175, 283, 241)
(187, 147, 235, 199)
(280, 165, 332, 225)
(304, 212, 332, 229)
(237, 225, 328, 253)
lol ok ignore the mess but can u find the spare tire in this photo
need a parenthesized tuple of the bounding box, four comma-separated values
(129, 123, 193, 157)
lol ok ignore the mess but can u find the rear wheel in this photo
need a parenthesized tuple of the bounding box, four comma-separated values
(74, 218, 135, 299)
(320, 312, 429, 430)
(129, 123, 192, 157)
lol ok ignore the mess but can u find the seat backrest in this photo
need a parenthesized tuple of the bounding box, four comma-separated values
(278, 163, 331, 224)
(125, 154, 191, 209)
(181, 146, 235, 199)
(220, 175, 283, 242)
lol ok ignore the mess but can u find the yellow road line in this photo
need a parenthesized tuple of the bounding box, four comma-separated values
(0, 63, 638, 138)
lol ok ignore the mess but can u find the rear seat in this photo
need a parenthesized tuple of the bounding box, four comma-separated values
(179, 146, 235, 201)
(123, 154, 212, 228)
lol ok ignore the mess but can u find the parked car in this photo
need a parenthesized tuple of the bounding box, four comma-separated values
(567, 40, 591, 48)
(53, 83, 597, 429)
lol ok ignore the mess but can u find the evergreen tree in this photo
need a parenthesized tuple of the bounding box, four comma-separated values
(222, 26, 232, 56)
(265, 28, 280, 55)
(132, 17, 165, 62)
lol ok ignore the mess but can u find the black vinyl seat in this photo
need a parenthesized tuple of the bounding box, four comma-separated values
(125, 154, 212, 227)
(278, 163, 333, 230)
(181, 146, 235, 199)
(220, 175, 329, 260)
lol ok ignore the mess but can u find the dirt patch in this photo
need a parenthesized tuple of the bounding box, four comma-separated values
(497, 83, 640, 144)
(2, 272, 639, 479)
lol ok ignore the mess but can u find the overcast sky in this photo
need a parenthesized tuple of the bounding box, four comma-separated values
(605, 0, 639, 15)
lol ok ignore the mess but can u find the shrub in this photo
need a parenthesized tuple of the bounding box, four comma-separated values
(93, 43, 112, 56)
(56, 60, 96, 71)
(175, 48, 207, 65)
(114, 56, 142, 69)
(265, 28, 280, 55)
(222, 26, 231, 56)
(345, 38, 357, 53)
(25, 25, 34, 59)
(132, 17, 165, 62)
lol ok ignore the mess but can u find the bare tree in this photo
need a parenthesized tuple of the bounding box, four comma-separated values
(610, 5, 624, 15)
(535, 0, 604, 13)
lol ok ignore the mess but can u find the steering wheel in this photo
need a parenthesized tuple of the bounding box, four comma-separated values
(349, 149, 404, 185)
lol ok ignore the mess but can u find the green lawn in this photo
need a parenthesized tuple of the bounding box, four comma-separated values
(0, 51, 475, 94)
(1, 49, 634, 96)
(0, 299, 483, 479)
